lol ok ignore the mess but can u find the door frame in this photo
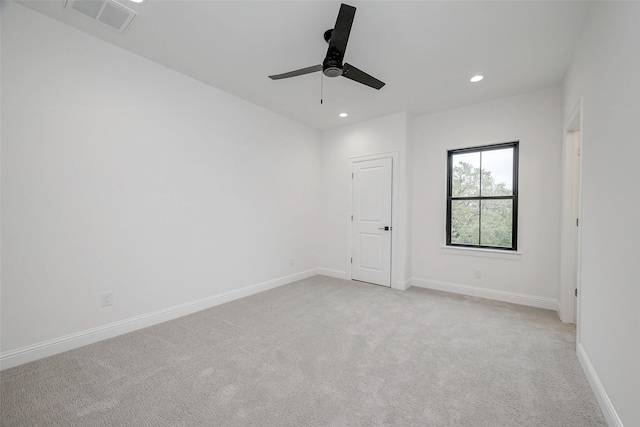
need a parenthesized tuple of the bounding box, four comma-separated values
(560, 98, 583, 335)
(348, 152, 399, 288)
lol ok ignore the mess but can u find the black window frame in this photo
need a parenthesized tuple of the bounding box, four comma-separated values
(446, 141, 519, 251)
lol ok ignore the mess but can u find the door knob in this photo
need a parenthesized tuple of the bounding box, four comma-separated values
(378, 226, 390, 231)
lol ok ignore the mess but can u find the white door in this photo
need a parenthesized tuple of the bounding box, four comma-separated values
(351, 158, 392, 287)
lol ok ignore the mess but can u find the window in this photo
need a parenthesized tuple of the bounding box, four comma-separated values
(446, 142, 518, 250)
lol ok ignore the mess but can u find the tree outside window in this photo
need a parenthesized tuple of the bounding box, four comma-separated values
(446, 142, 519, 250)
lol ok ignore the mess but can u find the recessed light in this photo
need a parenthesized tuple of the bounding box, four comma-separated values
(470, 75, 484, 83)
(129, 0, 144, 3)
(339, 113, 348, 118)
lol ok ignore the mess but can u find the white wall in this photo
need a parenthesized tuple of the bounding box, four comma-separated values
(1, 3, 320, 362)
(411, 87, 563, 308)
(563, 3, 640, 426)
(319, 112, 411, 288)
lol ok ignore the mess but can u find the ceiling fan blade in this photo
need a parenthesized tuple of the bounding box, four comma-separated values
(327, 4, 356, 59)
(269, 64, 323, 80)
(342, 63, 385, 90)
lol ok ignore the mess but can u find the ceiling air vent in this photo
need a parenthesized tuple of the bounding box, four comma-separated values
(65, 0, 138, 33)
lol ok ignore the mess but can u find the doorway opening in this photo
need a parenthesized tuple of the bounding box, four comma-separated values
(560, 99, 583, 329)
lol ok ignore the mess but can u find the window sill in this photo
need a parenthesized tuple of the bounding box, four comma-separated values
(441, 245, 522, 260)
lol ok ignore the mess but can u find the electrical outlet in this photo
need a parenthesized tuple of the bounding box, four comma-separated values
(474, 268, 482, 279)
(101, 292, 113, 307)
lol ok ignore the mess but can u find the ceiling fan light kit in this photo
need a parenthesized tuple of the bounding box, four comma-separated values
(268, 3, 385, 91)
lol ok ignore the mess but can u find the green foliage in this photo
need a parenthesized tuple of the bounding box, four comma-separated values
(451, 162, 513, 247)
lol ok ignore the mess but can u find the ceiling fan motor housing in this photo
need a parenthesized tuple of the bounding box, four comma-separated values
(323, 67, 343, 78)
(323, 50, 343, 77)
(323, 63, 343, 78)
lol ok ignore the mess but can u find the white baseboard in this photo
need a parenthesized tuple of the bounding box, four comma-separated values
(317, 269, 412, 291)
(411, 278, 558, 311)
(317, 268, 349, 280)
(0, 269, 318, 370)
(392, 278, 412, 291)
(577, 343, 623, 427)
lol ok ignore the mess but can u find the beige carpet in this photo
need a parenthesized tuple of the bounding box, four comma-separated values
(1, 275, 606, 426)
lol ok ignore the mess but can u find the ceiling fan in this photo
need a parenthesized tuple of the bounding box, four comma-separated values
(268, 3, 385, 90)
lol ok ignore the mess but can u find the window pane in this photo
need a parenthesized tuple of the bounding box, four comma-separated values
(451, 200, 479, 245)
(480, 200, 513, 247)
(451, 152, 480, 197)
(481, 148, 513, 196)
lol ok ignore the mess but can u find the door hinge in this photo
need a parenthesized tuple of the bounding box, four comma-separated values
(350, 257, 352, 264)
(576, 218, 579, 227)
(575, 288, 578, 297)
(351, 215, 353, 221)
(352, 172, 354, 178)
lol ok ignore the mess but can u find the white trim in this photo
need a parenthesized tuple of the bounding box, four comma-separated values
(348, 152, 399, 288)
(441, 245, 522, 260)
(317, 268, 349, 280)
(411, 278, 558, 311)
(0, 269, 318, 370)
(392, 278, 412, 291)
(577, 343, 623, 427)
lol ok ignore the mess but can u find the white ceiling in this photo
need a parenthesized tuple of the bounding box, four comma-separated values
(18, 0, 593, 130)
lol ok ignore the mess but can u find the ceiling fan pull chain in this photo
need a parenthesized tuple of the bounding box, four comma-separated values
(321, 72, 324, 104)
